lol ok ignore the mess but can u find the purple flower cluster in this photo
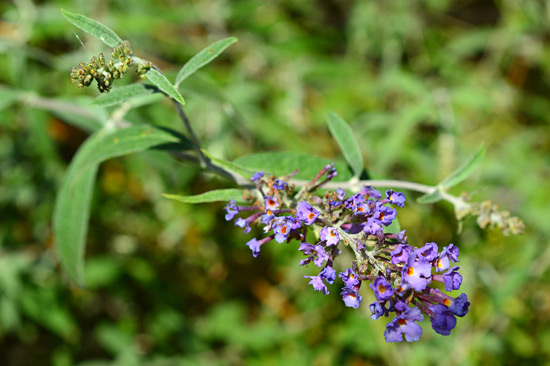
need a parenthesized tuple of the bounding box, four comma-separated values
(224, 166, 470, 343)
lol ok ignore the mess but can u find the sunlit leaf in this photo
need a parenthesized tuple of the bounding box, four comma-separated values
(163, 189, 246, 204)
(61, 9, 123, 48)
(417, 189, 443, 204)
(326, 111, 364, 177)
(54, 125, 183, 285)
(439, 144, 486, 189)
(234, 152, 353, 181)
(202, 150, 256, 179)
(175, 37, 238, 87)
(145, 68, 185, 105)
(92, 84, 158, 107)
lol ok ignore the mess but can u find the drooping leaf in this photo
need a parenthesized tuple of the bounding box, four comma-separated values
(53, 162, 98, 286)
(326, 111, 364, 177)
(175, 37, 238, 87)
(54, 125, 183, 285)
(145, 68, 185, 105)
(417, 189, 443, 204)
(92, 84, 158, 107)
(233, 152, 353, 181)
(439, 144, 486, 189)
(61, 9, 123, 48)
(162, 189, 246, 204)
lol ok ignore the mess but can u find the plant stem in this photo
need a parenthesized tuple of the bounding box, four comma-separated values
(172, 99, 207, 169)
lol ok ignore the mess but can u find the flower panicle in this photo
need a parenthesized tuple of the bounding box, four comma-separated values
(224, 167, 470, 343)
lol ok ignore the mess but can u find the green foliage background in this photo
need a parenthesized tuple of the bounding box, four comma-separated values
(1, 0, 549, 365)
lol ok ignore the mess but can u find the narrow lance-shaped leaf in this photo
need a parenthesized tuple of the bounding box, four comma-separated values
(439, 144, 486, 189)
(175, 37, 238, 87)
(326, 111, 364, 178)
(54, 125, 183, 285)
(234, 151, 354, 181)
(417, 188, 443, 204)
(163, 189, 246, 204)
(145, 68, 185, 105)
(93, 84, 158, 107)
(61, 9, 123, 48)
(202, 150, 257, 179)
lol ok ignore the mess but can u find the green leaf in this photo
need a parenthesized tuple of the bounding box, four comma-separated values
(54, 125, 182, 285)
(202, 150, 256, 179)
(175, 37, 238, 87)
(61, 9, 123, 48)
(326, 111, 364, 177)
(92, 84, 158, 107)
(145, 68, 185, 105)
(385, 217, 401, 233)
(233, 152, 353, 181)
(163, 189, 245, 204)
(439, 144, 486, 189)
(0, 85, 18, 112)
(417, 189, 443, 204)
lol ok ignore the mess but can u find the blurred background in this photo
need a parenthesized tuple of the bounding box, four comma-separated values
(1, 0, 549, 365)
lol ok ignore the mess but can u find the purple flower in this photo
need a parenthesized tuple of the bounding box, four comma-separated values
(369, 302, 387, 319)
(416, 242, 439, 262)
(449, 293, 470, 317)
(429, 304, 457, 336)
(435, 253, 450, 272)
(386, 190, 406, 207)
(273, 179, 287, 190)
(305, 275, 328, 295)
(314, 245, 329, 267)
(360, 186, 381, 200)
(245, 236, 271, 258)
(298, 242, 315, 255)
(273, 217, 292, 243)
(384, 307, 424, 343)
(339, 268, 360, 288)
(250, 171, 264, 182)
(353, 202, 370, 216)
(296, 201, 320, 225)
(391, 244, 412, 265)
(261, 209, 275, 224)
(402, 253, 432, 292)
(336, 188, 346, 200)
(390, 298, 409, 312)
(246, 238, 261, 258)
(235, 217, 251, 233)
(397, 230, 408, 244)
(370, 276, 394, 302)
(264, 196, 280, 211)
(445, 244, 460, 262)
(224, 199, 238, 221)
(320, 266, 336, 285)
(326, 164, 337, 179)
(363, 216, 384, 236)
(320, 226, 340, 246)
(442, 267, 463, 291)
(374, 204, 396, 226)
(341, 287, 362, 309)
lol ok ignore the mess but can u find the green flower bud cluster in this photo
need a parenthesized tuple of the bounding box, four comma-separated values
(70, 41, 150, 93)
(456, 198, 525, 236)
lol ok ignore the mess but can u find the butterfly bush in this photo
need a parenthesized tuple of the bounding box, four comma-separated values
(225, 164, 470, 343)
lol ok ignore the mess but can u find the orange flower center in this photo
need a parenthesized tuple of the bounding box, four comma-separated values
(378, 285, 386, 294)
(407, 267, 415, 276)
(398, 319, 407, 326)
